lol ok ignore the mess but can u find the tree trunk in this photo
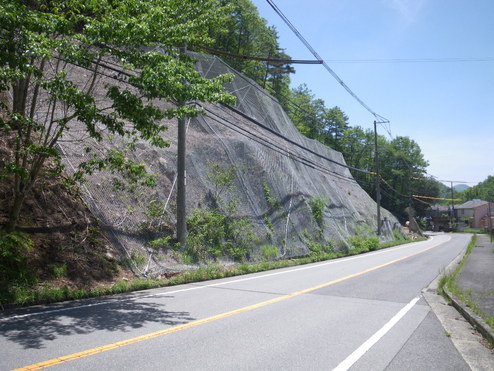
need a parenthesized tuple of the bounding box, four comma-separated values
(7, 191, 25, 232)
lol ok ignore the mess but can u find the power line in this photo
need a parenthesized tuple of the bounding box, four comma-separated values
(265, 0, 389, 123)
(325, 57, 494, 64)
(413, 196, 432, 207)
(53, 52, 449, 205)
(199, 104, 360, 184)
(49, 49, 450, 205)
(9, 28, 469, 211)
(220, 101, 373, 175)
(412, 195, 462, 202)
(198, 45, 323, 65)
(48, 50, 370, 178)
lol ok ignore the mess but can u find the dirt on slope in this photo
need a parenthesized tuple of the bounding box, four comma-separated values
(0, 132, 135, 293)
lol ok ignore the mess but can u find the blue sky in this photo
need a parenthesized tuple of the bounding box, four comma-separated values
(250, 0, 493, 186)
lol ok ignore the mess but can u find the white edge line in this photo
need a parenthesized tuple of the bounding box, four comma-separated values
(152, 235, 437, 294)
(332, 296, 421, 371)
(0, 236, 439, 322)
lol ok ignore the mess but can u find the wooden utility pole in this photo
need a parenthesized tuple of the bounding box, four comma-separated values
(488, 193, 493, 243)
(176, 46, 188, 246)
(374, 120, 381, 236)
(450, 181, 455, 229)
(176, 106, 187, 246)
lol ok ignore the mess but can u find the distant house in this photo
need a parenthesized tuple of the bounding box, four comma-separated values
(427, 205, 453, 218)
(426, 205, 454, 231)
(455, 199, 494, 229)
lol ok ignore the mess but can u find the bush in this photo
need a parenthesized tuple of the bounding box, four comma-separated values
(307, 240, 334, 256)
(0, 232, 37, 304)
(0, 232, 35, 283)
(308, 197, 326, 228)
(348, 235, 380, 253)
(261, 245, 279, 261)
(185, 208, 257, 263)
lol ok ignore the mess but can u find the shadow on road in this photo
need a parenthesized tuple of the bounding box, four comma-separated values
(0, 297, 194, 349)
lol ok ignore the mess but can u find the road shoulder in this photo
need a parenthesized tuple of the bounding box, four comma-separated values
(423, 235, 494, 370)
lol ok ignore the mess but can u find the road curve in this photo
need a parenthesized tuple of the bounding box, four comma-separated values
(0, 233, 473, 370)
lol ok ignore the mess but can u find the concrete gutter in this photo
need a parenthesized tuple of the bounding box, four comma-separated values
(423, 233, 494, 370)
(443, 287, 494, 347)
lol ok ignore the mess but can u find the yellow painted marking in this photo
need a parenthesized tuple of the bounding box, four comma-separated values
(12, 237, 450, 370)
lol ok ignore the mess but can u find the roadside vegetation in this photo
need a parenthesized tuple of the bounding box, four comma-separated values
(0, 150, 419, 309)
(438, 234, 494, 330)
(0, 230, 421, 309)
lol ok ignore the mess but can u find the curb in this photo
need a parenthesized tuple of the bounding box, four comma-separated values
(443, 287, 494, 347)
(423, 234, 494, 370)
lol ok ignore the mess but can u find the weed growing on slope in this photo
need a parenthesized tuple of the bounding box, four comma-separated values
(3, 233, 420, 308)
(179, 164, 259, 263)
(0, 232, 37, 305)
(308, 197, 326, 229)
(262, 182, 281, 210)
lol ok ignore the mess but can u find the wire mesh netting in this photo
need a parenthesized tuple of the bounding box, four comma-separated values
(57, 51, 401, 276)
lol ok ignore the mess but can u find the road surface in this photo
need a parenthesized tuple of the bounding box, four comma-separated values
(1, 233, 474, 370)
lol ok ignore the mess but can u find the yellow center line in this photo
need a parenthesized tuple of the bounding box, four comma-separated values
(12, 236, 450, 371)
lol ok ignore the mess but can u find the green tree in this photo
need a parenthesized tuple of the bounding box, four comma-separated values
(338, 126, 377, 195)
(210, 0, 294, 103)
(320, 106, 349, 150)
(378, 136, 429, 218)
(412, 175, 441, 216)
(459, 175, 494, 201)
(287, 84, 325, 139)
(0, 0, 235, 231)
(338, 128, 435, 219)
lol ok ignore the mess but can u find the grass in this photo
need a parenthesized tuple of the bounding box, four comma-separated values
(438, 235, 475, 296)
(438, 234, 476, 298)
(2, 235, 426, 309)
(438, 234, 494, 331)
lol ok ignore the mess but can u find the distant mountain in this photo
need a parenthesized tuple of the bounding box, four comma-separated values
(453, 184, 470, 192)
(437, 182, 470, 200)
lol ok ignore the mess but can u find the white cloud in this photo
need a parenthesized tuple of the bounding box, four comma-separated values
(381, 0, 426, 24)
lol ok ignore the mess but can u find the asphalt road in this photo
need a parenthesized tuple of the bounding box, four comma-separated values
(0, 233, 474, 370)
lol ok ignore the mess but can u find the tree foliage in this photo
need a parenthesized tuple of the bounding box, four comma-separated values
(286, 84, 349, 148)
(273, 81, 436, 220)
(459, 176, 494, 201)
(209, 0, 294, 103)
(0, 0, 236, 231)
(289, 96, 435, 220)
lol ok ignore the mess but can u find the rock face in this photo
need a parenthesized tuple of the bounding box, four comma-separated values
(58, 52, 401, 274)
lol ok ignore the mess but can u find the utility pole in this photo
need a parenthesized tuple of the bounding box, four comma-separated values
(407, 169, 413, 222)
(374, 120, 381, 236)
(450, 181, 455, 230)
(488, 192, 493, 243)
(176, 108, 187, 246)
(176, 46, 187, 246)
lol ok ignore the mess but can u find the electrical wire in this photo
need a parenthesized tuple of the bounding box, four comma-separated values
(265, 0, 389, 123)
(379, 176, 410, 199)
(45, 49, 375, 181)
(198, 45, 323, 65)
(47, 51, 447, 207)
(202, 99, 438, 208)
(35, 45, 442, 205)
(412, 195, 462, 202)
(220, 101, 373, 174)
(198, 103, 361, 184)
(325, 57, 494, 64)
(412, 196, 432, 207)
